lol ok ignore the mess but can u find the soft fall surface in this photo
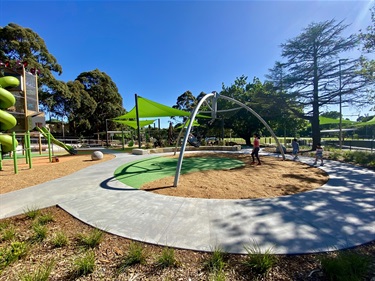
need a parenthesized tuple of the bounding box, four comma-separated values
(141, 153, 328, 199)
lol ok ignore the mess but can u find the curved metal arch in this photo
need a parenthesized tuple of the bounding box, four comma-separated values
(173, 92, 285, 187)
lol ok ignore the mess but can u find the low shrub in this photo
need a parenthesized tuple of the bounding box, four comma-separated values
(156, 247, 178, 268)
(319, 250, 371, 281)
(204, 247, 226, 273)
(73, 250, 96, 277)
(37, 213, 54, 225)
(119, 242, 147, 270)
(1, 225, 16, 241)
(51, 231, 68, 248)
(243, 242, 278, 276)
(18, 260, 54, 281)
(32, 223, 48, 242)
(23, 207, 41, 220)
(0, 241, 29, 270)
(77, 228, 103, 249)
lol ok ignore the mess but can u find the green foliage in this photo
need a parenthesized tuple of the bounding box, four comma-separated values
(24, 207, 41, 220)
(18, 260, 54, 281)
(0, 23, 63, 115)
(32, 223, 48, 242)
(0, 241, 29, 270)
(326, 148, 341, 161)
(37, 213, 54, 225)
(119, 242, 147, 269)
(321, 111, 341, 119)
(73, 250, 96, 276)
(72, 69, 125, 136)
(1, 225, 16, 241)
(204, 247, 226, 273)
(0, 221, 10, 231)
(173, 90, 197, 112)
(51, 231, 68, 248)
(278, 19, 367, 149)
(218, 76, 305, 145)
(243, 243, 278, 276)
(77, 228, 103, 249)
(208, 270, 226, 281)
(342, 150, 375, 166)
(319, 250, 371, 281)
(1, 22, 127, 136)
(156, 247, 178, 268)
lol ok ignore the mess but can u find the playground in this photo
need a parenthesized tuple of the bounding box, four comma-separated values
(1, 66, 374, 279)
(0, 149, 374, 280)
(1, 150, 328, 198)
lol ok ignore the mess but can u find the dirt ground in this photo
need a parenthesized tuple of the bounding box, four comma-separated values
(0, 153, 115, 194)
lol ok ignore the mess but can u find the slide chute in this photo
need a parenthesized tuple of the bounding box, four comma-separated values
(0, 76, 19, 153)
(35, 126, 77, 155)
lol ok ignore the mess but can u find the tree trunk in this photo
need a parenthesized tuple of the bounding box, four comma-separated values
(240, 134, 252, 146)
(312, 53, 321, 150)
(311, 115, 320, 150)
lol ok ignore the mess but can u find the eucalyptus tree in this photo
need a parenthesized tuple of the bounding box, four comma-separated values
(172, 90, 198, 125)
(0, 23, 63, 113)
(173, 90, 197, 112)
(272, 19, 369, 149)
(74, 69, 124, 136)
(219, 75, 303, 145)
(65, 80, 97, 136)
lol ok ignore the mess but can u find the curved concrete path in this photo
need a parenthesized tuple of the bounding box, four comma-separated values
(0, 150, 374, 254)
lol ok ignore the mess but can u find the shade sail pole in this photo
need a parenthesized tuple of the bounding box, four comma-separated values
(135, 94, 141, 148)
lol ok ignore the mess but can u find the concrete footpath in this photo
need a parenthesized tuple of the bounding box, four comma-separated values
(0, 150, 374, 254)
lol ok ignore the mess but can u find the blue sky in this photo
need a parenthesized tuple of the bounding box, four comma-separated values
(0, 0, 374, 128)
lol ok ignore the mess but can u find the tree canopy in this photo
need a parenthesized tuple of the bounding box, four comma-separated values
(359, 4, 375, 111)
(192, 76, 305, 145)
(0, 23, 125, 137)
(269, 19, 370, 148)
(71, 69, 125, 136)
(0, 23, 63, 113)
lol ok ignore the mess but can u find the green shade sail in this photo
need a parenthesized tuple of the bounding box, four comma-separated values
(355, 116, 375, 127)
(113, 119, 156, 129)
(319, 116, 375, 127)
(319, 116, 357, 125)
(176, 119, 200, 129)
(115, 96, 191, 119)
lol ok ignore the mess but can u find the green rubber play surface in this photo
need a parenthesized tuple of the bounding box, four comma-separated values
(114, 155, 245, 188)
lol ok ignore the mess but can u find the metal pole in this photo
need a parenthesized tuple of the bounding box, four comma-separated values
(47, 129, 52, 162)
(121, 127, 125, 150)
(338, 59, 347, 150)
(12, 132, 18, 174)
(106, 119, 109, 147)
(135, 94, 141, 148)
(339, 61, 342, 150)
(26, 131, 32, 169)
